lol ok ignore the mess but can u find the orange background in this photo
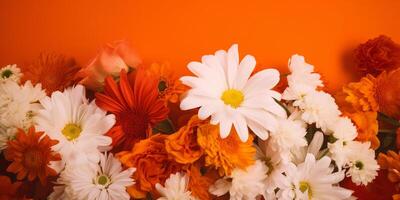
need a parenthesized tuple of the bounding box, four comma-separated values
(1, 0, 399, 91)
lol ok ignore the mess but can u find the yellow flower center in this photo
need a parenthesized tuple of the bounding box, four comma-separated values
(62, 123, 82, 141)
(221, 89, 244, 108)
(299, 181, 312, 199)
(96, 174, 110, 186)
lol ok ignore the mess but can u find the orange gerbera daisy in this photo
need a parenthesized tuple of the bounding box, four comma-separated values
(375, 69, 400, 119)
(197, 124, 256, 176)
(165, 115, 206, 164)
(95, 69, 169, 151)
(21, 52, 81, 95)
(348, 111, 380, 149)
(4, 127, 61, 184)
(0, 176, 24, 200)
(145, 62, 187, 104)
(117, 134, 182, 199)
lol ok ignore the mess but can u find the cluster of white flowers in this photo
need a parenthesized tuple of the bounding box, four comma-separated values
(199, 50, 379, 200)
(0, 65, 46, 150)
(34, 85, 136, 200)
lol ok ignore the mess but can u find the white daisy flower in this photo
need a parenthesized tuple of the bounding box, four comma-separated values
(51, 153, 135, 200)
(282, 55, 323, 106)
(209, 160, 268, 200)
(180, 44, 286, 142)
(156, 172, 196, 200)
(0, 80, 46, 151)
(327, 117, 358, 168)
(279, 154, 353, 200)
(36, 85, 115, 168)
(0, 64, 22, 83)
(299, 91, 341, 131)
(345, 141, 379, 186)
(267, 115, 308, 163)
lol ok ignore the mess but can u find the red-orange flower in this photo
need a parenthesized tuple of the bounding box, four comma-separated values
(375, 69, 400, 119)
(187, 163, 219, 200)
(4, 127, 61, 184)
(353, 35, 400, 76)
(145, 62, 187, 104)
(117, 134, 182, 199)
(21, 52, 81, 95)
(95, 69, 169, 151)
(348, 111, 380, 149)
(165, 115, 206, 164)
(0, 176, 25, 200)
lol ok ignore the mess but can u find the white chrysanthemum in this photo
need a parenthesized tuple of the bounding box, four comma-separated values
(156, 172, 196, 200)
(50, 153, 135, 200)
(345, 141, 379, 186)
(36, 85, 115, 168)
(278, 154, 353, 200)
(282, 55, 323, 106)
(209, 160, 268, 200)
(0, 64, 22, 83)
(180, 44, 286, 142)
(267, 116, 308, 163)
(327, 117, 358, 168)
(255, 141, 289, 199)
(299, 91, 341, 131)
(0, 80, 45, 151)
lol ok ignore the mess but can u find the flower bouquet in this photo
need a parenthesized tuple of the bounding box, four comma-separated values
(0, 37, 399, 200)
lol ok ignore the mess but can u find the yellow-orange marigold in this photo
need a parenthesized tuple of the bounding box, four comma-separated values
(197, 124, 256, 176)
(145, 62, 187, 104)
(375, 69, 400, 119)
(187, 163, 219, 200)
(348, 111, 380, 149)
(117, 134, 182, 199)
(341, 74, 378, 112)
(165, 115, 206, 164)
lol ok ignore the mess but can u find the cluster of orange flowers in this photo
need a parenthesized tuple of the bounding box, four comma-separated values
(336, 35, 400, 199)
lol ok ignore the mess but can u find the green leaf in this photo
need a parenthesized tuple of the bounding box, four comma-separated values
(153, 118, 175, 134)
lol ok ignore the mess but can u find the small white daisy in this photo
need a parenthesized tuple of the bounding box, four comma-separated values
(282, 55, 323, 106)
(180, 44, 286, 142)
(0, 125, 16, 151)
(53, 153, 135, 200)
(291, 131, 325, 165)
(0, 64, 22, 83)
(345, 141, 379, 185)
(36, 85, 115, 168)
(156, 172, 196, 200)
(209, 160, 268, 200)
(279, 154, 353, 200)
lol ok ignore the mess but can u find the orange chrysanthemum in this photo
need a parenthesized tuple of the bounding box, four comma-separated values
(341, 75, 378, 112)
(348, 111, 380, 149)
(375, 69, 400, 119)
(197, 124, 256, 176)
(21, 53, 81, 95)
(145, 63, 187, 104)
(95, 69, 169, 151)
(165, 115, 206, 164)
(117, 134, 182, 199)
(187, 163, 219, 200)
(4, 127, 61, 184)
(378, 151, 400, 184)
(0, 176, 25, 200)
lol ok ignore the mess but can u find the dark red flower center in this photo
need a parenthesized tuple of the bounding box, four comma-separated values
(23, 148, 44, 169)
(119, 110, 149, 140)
